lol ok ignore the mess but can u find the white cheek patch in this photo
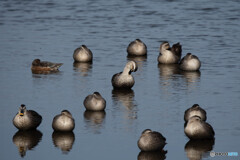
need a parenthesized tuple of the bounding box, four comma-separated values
(132, 61, 136, 70)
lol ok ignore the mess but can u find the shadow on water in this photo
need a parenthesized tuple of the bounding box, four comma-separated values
(83, 110, 106, 134)
(137, 150, 167, 160)
(12, 129, 42, 157)
(73, 62, 92, 77)
(184, 139, 215, 160)
(52, 131, 75, 154)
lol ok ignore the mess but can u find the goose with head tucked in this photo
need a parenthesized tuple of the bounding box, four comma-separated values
(127, 39, 147, 56)
(83, 92, 106, 111)
(31, 59, 63, 72)
(13, 104, 42, 130)
(138, 129, 166, 152)
(111, 61, 138, 89)
(73, 45, 93, 63)
(158, 42, 182, 64)
(184, 116, 214, 140)
(180, 53, 201, 71)
(52, 110, 75, 132)
(184, 104, 207, 122)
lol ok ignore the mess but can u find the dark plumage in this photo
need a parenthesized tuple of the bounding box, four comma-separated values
(171, 42, 182, 57)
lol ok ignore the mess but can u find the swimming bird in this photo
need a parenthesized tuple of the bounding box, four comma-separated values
(73, 45, 93, 62)
(111, 61, 138, 89)
(179, 53, 201, 71)
(158, 42, 182, 64)
(13, 104, 42, 130)
(184, 116, 215, 140)
(127, 39, 147, 56)
(184, 104, 207, 122)
(52, 110, 75, 132)
(138, 129, 166, 152)
(83, 92, 106, 111)
(31, 59, 63, 71)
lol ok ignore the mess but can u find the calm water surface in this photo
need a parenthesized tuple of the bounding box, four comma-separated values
(0, 0, 240, 159)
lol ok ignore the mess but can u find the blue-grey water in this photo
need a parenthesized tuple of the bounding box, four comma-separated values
(1, 0, 240, 159)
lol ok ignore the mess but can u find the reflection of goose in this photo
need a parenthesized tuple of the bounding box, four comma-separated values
(13, 104, 42, 130)
(184, 116, 215, 140)
(31, 70, 61, 74)
(127, 39, 147, 56)
(84, 110, 106, 125)
(138, 150, 167, 160)
(185, 139, 215, 160)
(12, 130, 42, 157)
(84, 111, 106, 134)
(180, 70, 201, 83)
(52, 131, 75, 154)
(112, 89, 135, 110)
(111, 61, 138, 89)
(138, 129, 166, 152)
(158, 64, 180, 78)
(184, 104, 207, 122)
(73, 62, 92, 76)
(127, 55, 147, 62)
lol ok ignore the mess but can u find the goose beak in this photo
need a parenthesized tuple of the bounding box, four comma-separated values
(19, 109, 24, 116)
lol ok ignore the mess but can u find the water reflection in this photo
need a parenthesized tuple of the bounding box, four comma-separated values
(12, 130, 42, 157)
(158, 64, 201, 93)
(52, 131, 75, 154)
(158, 64, 182, 96)
(31, 70, 61, 75)
(73, 62, 92, 76)
(31, 70, 63, 80)
(112, 89, 135, 111)
(84, 110, 106, 134)
(185, 139, 215, 160)
(158, 64, 180, 79)
(138, 150, 167, 160)
(127, 55, 147, 71)
(180, 70, 201, 84)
